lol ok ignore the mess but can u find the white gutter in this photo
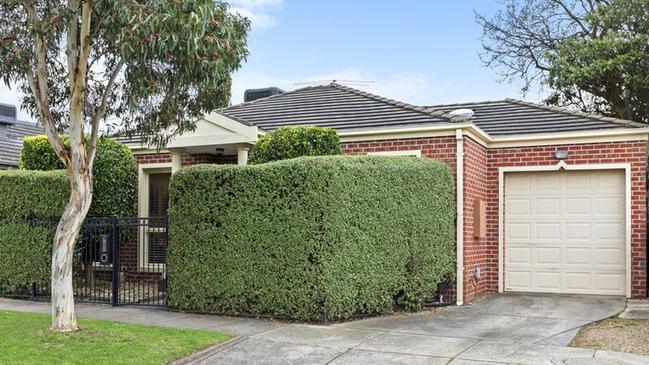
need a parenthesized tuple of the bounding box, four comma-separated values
(455, 129, 464, 306)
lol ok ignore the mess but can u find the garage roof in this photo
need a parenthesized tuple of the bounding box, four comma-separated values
(220, 83, 644, 136)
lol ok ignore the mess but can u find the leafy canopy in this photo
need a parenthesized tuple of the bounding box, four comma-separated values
(478, 0, 649, 123)
(0, 0, 250, 146)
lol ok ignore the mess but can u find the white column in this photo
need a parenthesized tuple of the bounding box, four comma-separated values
(170, 149, 183, 174)
(455, 128, 464, 306)
(237, 145, 250, 166)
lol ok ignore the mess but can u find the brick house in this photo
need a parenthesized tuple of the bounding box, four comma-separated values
(124, 83, 649, 304)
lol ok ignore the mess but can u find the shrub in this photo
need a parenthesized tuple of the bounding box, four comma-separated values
(0, 170, 69, 291)
(168, 155, 455, 320)
(20, 135, 137, 217)
(249, 126, 341, 164)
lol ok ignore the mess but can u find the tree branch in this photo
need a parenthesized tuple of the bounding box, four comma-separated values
(67, 0, 80, 95)
(87, 58, 124, 163)
(22, 0, 70, 165)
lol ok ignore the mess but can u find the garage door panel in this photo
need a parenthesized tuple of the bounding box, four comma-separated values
(565, 248, 590, 265)
(536, 272, 561, 290)
(536, 198, 561, 215)
(505, 170, 626, 295)
(565, 198, 590, 215)
(596, 197, 623, 215)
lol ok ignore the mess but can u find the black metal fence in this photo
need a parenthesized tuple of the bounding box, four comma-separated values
(0, 217, 168, 307)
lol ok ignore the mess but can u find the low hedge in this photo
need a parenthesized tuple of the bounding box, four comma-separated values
(0, 170, 69, 291)
(20, 135, 137, 217)
(168, 155, 456, 320)
(249, 126, 341, 164)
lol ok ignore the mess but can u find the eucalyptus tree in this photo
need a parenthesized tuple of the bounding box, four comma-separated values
(477, 0, 649, 123)
(0, 0, 249, 332)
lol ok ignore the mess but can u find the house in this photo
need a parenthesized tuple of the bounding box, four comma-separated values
(0, 103, 44, 169)
(125, 83, 649, 304)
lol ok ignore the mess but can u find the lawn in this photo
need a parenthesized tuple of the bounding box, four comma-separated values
(570, 317, 649, 356)
(0, 310, 232, 365)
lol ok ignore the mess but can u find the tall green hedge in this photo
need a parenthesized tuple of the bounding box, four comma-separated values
(20, 135, 137, 217)
(168, 155, 455, 320)
(0, 170, 69, 291)
(249, 126, 341, 164)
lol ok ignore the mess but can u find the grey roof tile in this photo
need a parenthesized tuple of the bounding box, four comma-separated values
(221, 84, 643, 136)
(220, 83, 452, 132)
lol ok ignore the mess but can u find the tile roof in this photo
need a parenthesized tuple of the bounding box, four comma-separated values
(220, 83, 452, 132)
(220, 83, 644, 136)
(0, 120, 44, 168)
(427, 99, 644, 136)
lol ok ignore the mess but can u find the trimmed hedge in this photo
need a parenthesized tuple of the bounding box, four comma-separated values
(249, 126, 341, 164)
(168, 155, 455, 320)
(0, 170, 69, 291)
(20, 135, 137, 217)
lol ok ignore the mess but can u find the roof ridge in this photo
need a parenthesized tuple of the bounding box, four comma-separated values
(504, 98, 644, 128)
(221, 84, 327, 111)
(426, 100, 510, 108)
(330, 83, 453, 121)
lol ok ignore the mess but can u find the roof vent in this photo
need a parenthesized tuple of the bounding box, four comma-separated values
(0, 103, 17, 124)
(244, 87, 285, 102)
(449, 108, 474, 122)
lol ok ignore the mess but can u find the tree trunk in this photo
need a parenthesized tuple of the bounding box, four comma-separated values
(51, 168, 93, 332)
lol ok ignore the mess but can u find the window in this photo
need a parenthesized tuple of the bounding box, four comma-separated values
(367, 150, 422, 157)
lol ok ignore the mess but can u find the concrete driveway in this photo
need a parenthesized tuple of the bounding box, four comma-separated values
(192, 293, 649, 365)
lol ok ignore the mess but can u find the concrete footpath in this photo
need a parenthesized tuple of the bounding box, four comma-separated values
(1, 294, 648, 365)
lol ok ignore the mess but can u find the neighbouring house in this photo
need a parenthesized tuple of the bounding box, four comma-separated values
(0, 103, 44, 169)
(122, 83, 649, 304)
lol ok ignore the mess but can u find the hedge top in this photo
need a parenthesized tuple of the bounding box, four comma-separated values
(249, 126, 341, 164)
(19, 135, 137, 217)
(0, 169, 69, 219)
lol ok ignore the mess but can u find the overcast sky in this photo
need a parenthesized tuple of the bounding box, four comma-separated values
(1, 0, 545, 123)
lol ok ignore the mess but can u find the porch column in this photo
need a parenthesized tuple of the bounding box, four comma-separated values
(237, 145, 250, 166)
(170, 149, 184, 173)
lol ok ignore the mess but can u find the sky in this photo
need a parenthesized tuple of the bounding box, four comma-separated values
(1, 0, 545, 122)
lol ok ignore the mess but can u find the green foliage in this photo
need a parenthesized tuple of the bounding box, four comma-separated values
(20, 135, 137, 217)
(478, 0, 649, 123)
(547, 0, 649, 123)
(249, 126, 342, 164)
(168, 156, 456, 320)
(0, 0, 250, 146)
(0, 170, 69, 291)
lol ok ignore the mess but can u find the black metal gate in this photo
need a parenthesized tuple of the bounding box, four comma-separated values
(74, 217, 168, 306)
(0, 217, 168, 307)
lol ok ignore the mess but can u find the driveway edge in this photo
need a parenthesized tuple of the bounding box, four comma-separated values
(171, 336, 247, 365)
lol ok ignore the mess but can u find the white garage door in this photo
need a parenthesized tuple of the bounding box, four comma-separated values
(504, 170, 626, 295)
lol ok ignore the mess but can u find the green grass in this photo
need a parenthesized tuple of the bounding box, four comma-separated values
(0, 310, 232, 365)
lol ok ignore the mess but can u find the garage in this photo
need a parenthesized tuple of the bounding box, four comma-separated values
(504, 169, 627, 295)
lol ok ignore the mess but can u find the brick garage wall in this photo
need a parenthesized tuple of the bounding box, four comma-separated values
(486, 140, 648, 299)
(342, 137, 457, 171)
(462, 138, 490, 303)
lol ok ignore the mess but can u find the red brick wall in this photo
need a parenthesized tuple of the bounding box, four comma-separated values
(486, 140, 648, 299)
(342, 137, 457, 172)
(463, 138, 490, 303)
(135, 152, 237, 166)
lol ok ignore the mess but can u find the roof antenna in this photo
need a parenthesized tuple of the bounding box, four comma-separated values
(293, 80, 375, 87)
